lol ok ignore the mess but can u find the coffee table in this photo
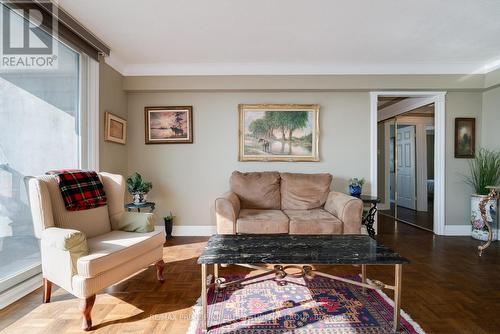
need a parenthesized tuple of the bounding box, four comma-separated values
(198, 234, 409, 333)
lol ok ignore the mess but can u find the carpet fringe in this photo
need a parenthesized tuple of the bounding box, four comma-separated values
(366, 277, 427, 334)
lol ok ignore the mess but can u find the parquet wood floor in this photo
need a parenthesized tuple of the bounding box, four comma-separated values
(1, 215, 499, 333)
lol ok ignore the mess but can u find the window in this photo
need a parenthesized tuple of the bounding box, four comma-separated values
(0, 4, 98, 303)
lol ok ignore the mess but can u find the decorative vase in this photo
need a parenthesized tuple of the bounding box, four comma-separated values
(470, 194, 498, 241)
(349, 185, 362, 197)
(163, 217, 173, 238)
(132, 192, 147, 204)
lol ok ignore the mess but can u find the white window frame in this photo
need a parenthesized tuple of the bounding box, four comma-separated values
(79, 54, 100, 171)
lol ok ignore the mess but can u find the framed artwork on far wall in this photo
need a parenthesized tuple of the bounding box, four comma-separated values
(144, 106, 193, 144)
(104, 111, 127, 144)
(455, 117, 475, 158)
(239, 104, 320, 162)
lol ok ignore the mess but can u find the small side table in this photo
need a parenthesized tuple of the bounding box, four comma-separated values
(359, 195, 380, 238)
(125, 202, 155, 213)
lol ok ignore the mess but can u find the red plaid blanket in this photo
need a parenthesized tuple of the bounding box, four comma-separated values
(46, 169, 107, 211)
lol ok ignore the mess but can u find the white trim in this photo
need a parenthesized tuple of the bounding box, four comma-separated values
(444, 225, 471, 236)
(370, 91, 446, 236)
(0, 274, 42, 310)
(172, 225, 217, 236)
(104, 60, 496, 77)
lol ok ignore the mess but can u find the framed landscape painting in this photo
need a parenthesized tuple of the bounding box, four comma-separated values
(239, 104, 320, 161)
(104, 112, 127, 144)
(145, 106, 193, 144)
(455, 117, 475, 158)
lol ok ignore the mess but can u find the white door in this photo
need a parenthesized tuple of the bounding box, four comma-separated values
(396, 125, 416, 210)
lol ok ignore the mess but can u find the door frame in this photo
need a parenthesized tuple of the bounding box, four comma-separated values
(370, 91, 446, 235)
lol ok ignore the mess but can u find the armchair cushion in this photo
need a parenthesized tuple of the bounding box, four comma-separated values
(41, 227, 89, 275)
(76, 226, 164, 278)
(117, 212, 155, 233)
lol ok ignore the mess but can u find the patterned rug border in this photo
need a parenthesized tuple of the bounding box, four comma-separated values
(187, 274, 426, 334)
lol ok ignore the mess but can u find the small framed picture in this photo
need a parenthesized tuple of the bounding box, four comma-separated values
(104, 112, 127, 144)
(145, 106, 193, 144)
(455, 118, 475, 158)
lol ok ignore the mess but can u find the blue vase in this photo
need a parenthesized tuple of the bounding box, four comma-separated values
(349, 185, 362, 197)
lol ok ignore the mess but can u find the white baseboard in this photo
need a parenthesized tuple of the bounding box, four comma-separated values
(0, 273, 42, 310)
(444, 225, 471, 236)
(172, 225, 217, 236)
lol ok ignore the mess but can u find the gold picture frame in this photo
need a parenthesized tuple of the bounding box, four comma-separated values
(104, 111, 127, 145)
(144, 106, 193, 144)
(238, 104, 320, 162)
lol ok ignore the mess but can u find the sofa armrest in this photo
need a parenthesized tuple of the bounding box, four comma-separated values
(215, 191, 240, 234)
(41, 227, 89, 277)
(115, 212, 155, 233)
(324, 191, 363, 234)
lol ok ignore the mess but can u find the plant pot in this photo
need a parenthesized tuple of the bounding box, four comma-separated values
(163, 218, 173, 238)
(132, 192, 147, 204)
(470, 194, 498, 241)
(349, 185, 362, 197)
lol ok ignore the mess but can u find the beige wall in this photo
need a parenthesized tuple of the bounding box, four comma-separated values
(445, 92, 483, 225)
(100, 70, 493, 230)
(127, 92, 370, 226)
(481, 86, 500, 150)
(99, 61, 128, 175)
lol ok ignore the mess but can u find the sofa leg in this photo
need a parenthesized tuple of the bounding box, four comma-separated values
(79, 295, 96, 331)
(155, 260, 165, 282)
(42, 278, 52, 303)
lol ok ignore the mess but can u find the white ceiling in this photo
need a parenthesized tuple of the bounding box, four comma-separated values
(57, 0, 500, 76)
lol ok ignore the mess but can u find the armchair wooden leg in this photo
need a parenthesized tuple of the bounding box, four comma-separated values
(79, 295, 96, 331)
(155, 260, 165, 282)
(43, 278, 52, 303)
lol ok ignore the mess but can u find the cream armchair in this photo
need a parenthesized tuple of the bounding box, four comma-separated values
(28, 172, 165, 331)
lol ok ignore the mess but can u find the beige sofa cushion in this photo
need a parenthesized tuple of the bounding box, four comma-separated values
(76, 226, 164, 278)
(280, 173, 332, 210)
(285, 209, 342, 234)
(230, 171, 281, 209)
(237, 209, 289, 234)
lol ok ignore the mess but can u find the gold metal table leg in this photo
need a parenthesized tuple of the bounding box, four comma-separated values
(214, 263, 219, 279)
(361, 264, 367, 294)
(393, 264, 402, 333)
(201, 264, 208, 332)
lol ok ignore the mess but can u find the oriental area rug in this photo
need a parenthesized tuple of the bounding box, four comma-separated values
(188, 273, 425, 334)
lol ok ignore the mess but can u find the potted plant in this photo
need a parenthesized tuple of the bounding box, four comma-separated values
(163, 212, 175, 239)
(127, 172, 153, 204)
(465, 149, 500, 241)
(348, 178, 365, 197)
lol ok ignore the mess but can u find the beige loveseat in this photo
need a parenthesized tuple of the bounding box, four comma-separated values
(216, 171, 363, 235)
(28, 172, 165, 330)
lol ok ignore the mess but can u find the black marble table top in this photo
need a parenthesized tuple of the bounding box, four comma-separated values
(198, 234, 409, 265)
